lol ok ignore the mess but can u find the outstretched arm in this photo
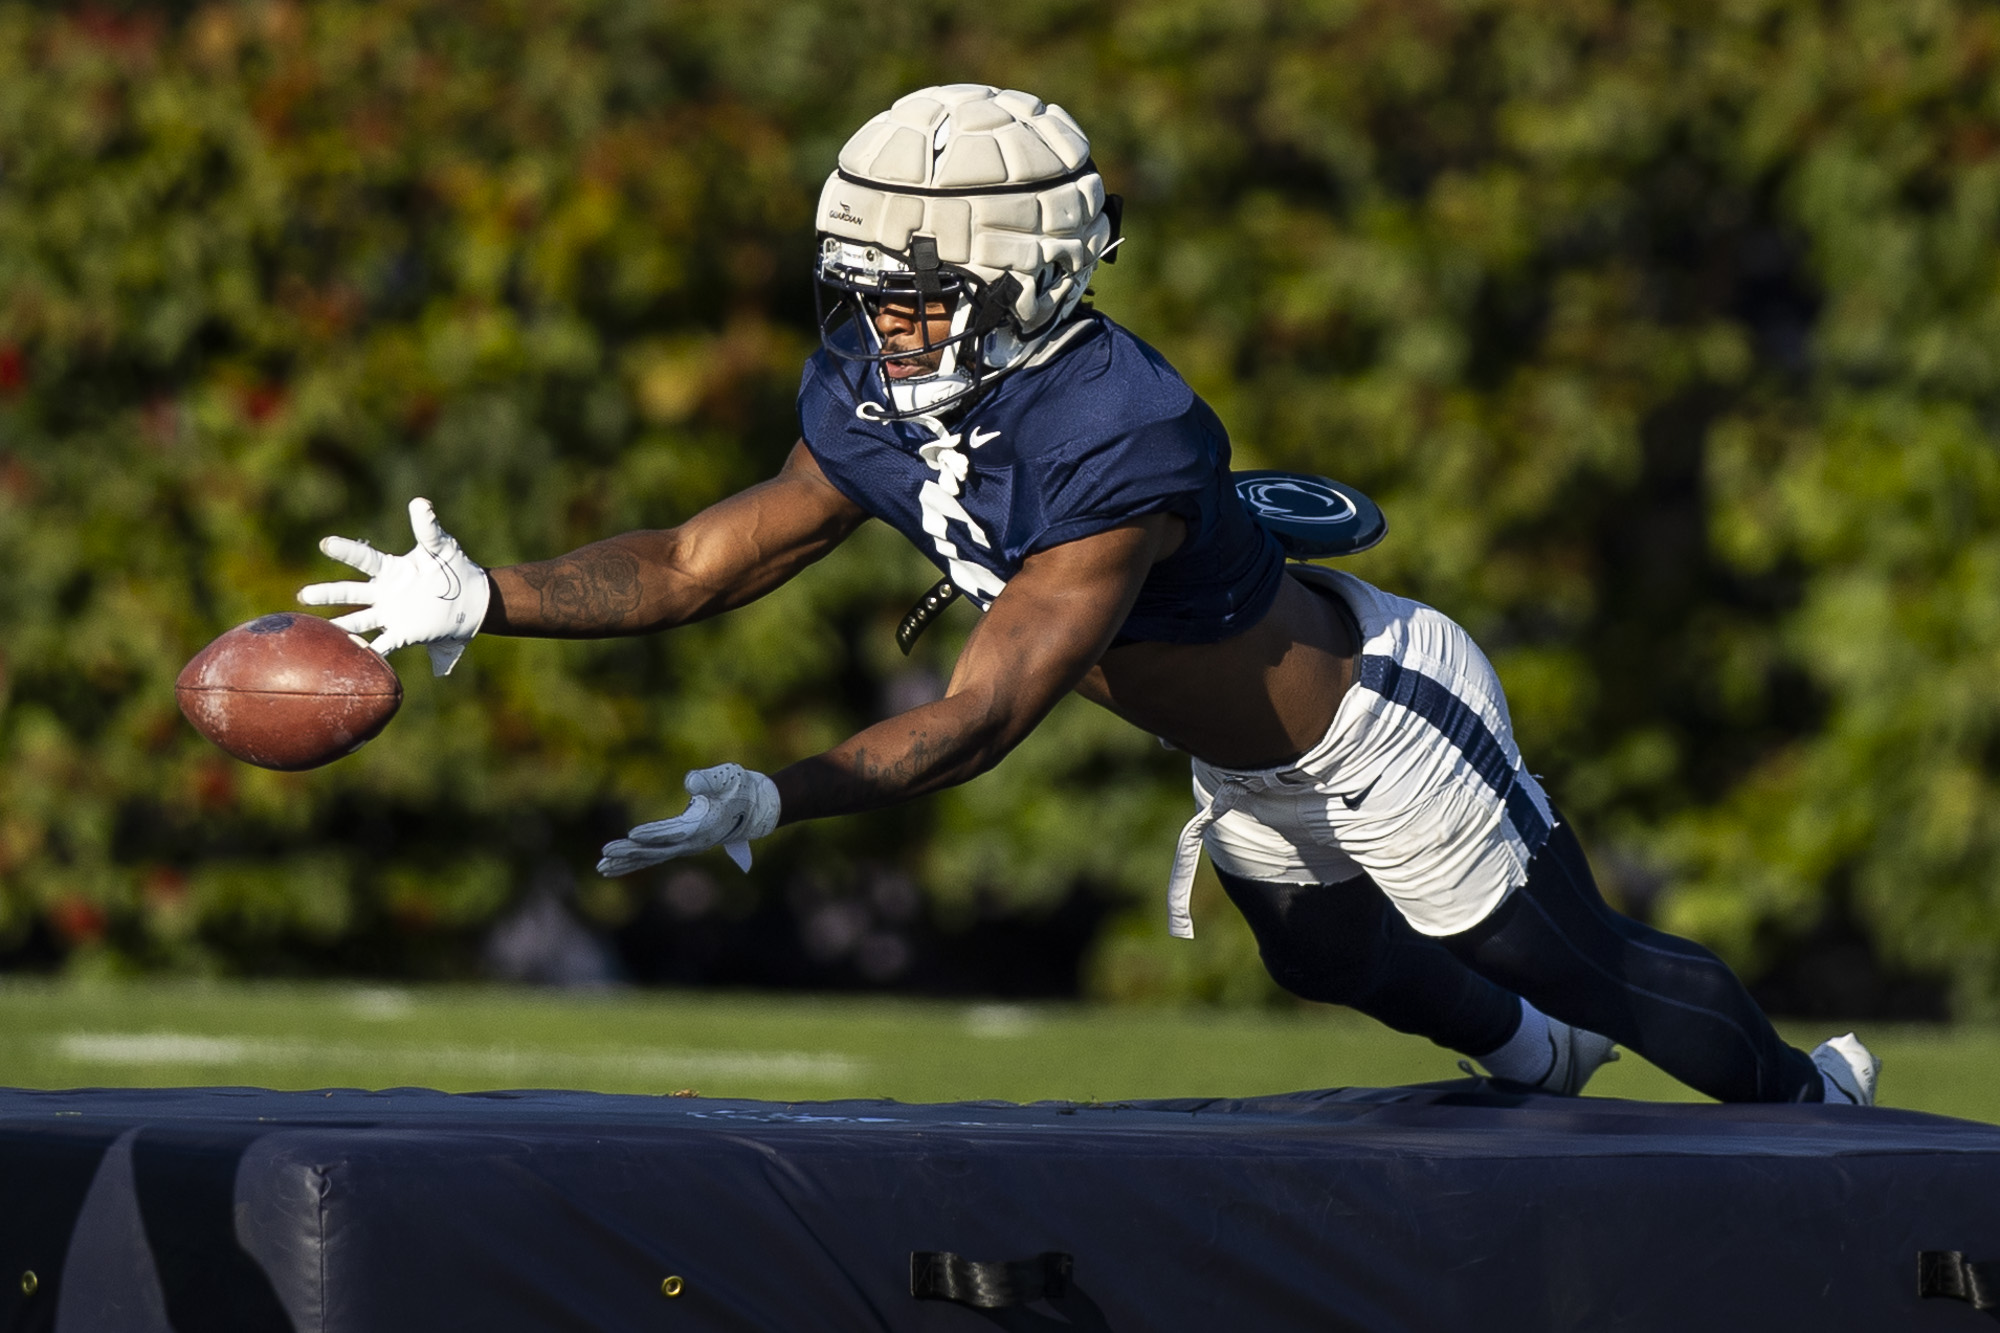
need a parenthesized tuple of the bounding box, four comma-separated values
(769, 514, 1175, 824)
(594, 512, 1180, 877)
(483, 441, 868, 639)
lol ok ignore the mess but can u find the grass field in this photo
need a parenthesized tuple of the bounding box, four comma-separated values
(2, 978, 1995, 1121)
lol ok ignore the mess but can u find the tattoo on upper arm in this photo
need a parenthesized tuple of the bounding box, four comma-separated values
(517, 550, 644, 629)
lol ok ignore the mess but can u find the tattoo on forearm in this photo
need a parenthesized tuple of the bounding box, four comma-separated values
(849, 731, 942, 790)
(776, 723, 988, 824)
(516, 549, 644, 629)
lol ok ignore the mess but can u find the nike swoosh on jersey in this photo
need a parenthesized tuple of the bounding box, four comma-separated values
(1339, 778, 1379, 811)
(968, 427, 1001, 449)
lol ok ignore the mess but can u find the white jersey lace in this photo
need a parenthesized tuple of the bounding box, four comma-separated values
(853, 314, 1102, 611)
(852, 404, 1009, 605)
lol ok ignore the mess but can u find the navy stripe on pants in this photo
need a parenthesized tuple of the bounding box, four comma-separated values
(1356, 655, 1550, 856)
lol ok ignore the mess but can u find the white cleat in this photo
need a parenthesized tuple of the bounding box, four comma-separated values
(1811, 1032, 1880, 1107)
(1538, 1017, 1620, 1096)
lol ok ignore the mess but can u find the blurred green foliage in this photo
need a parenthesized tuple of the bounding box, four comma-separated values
(2, 0, 1997, 1010)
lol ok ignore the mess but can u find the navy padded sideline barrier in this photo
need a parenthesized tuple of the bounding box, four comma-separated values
(1, 1081, 1997, 1332)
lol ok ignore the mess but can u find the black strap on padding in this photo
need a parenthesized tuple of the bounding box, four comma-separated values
(969, 274, 1023, 339)
(838, 159, 1098, 200)
(911, 1251, 1072, 1308)
(895, 577, 959, 654)
(909, 235, 943, 301)
(1921, 1251, 2000, 1319)
(1100, 194, 1123, 263)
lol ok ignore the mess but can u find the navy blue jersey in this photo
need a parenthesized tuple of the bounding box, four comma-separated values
(797, 314, 1287, 644)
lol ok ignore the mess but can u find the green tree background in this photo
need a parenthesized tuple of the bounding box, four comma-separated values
(1, 0, 1995, 1011)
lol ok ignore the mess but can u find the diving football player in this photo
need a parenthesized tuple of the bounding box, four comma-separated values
(300, 85, 1876, 1106)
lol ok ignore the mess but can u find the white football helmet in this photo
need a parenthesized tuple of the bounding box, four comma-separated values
(814, 84, 1122, 419)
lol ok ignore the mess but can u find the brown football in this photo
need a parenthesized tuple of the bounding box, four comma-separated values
(175, 613, 402, 771)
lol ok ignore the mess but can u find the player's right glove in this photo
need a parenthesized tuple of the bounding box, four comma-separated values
(297, 498, 490, 676)
(597, 764, 782, 877)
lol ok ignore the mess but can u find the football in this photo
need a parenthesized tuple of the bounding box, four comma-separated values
(176, 613, 402, 770)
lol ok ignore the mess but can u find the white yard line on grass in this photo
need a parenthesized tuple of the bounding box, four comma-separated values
(964, 1004, 1037, 1038)
(51, 1032, 866, 1084)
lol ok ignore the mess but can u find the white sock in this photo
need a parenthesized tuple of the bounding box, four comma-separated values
(1474, 1000, 1555, 1084)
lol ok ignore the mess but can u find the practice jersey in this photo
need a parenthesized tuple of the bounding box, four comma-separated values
(796, 314, 1287, 644)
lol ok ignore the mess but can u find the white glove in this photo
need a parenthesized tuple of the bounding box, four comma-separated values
(297, 498, 491, 676)
(597, 764, 782, 877)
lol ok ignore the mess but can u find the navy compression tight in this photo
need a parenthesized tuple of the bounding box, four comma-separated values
(1217, 817, 1822, 1103)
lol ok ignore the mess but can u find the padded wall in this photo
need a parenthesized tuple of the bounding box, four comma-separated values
(1, 1083, 1997, 1332)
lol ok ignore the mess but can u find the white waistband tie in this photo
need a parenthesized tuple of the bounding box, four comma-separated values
(1167, 775, 1248, 939)
(1168, 767, 1316, 938)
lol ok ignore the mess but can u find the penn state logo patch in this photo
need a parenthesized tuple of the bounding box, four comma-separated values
(1238, 476, 1359, 527)
(1232, 470, 1387, 559)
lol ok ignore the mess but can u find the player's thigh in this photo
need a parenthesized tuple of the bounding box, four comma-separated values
(1215, 869, 1404, 1000)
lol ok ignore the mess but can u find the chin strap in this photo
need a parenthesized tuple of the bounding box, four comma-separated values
(882, 251, 980, 415)
(969, 273, 1023, 340)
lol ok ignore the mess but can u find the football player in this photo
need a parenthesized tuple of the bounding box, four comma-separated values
(300, 84, 1876, 1106)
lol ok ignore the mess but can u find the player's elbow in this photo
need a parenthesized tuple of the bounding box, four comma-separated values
(956, 729, 1016, 785)
(642, 526, 742, 624)
(940, 689, 1041, 785)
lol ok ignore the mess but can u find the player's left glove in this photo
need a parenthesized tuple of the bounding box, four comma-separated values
(597, 763, 782, 877)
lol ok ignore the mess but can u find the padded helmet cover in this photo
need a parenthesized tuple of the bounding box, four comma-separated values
(817, 84, 1115, 356)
